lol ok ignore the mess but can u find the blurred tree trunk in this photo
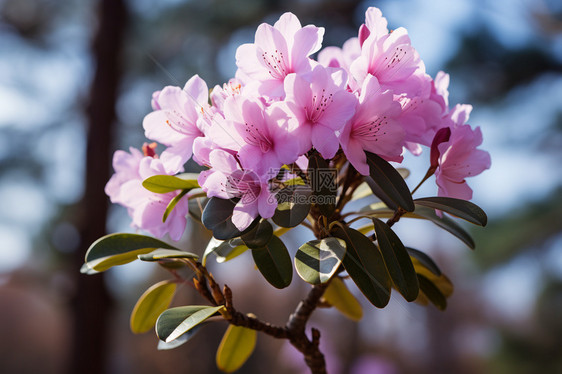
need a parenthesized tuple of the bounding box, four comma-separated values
(68, 0, 128, 373)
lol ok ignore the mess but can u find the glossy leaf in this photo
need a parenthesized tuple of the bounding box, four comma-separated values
(157, 324, 205, 350)
(241, 219, 273, 249)
(295, 238, 346, 284)
(272, 185, 312, 228)
(156, 305, 224, 343)
(365, 151, 415, 212)
(163, 189, 188, 222)
(308, 152, 337, 217)
(322, 277, 363, 321)
(417, 274, 447, 310)
(85, 233, 181, 272)
(332, 225, 391, 308)
(202, 197, 255, 240)
(414, 197, 487, 226)
(251, 235, 292, 289)
(80, 263, 98, 275)
(142, 174, 199, 194)
(137, 248, 198, 262)
(365, 176, 398, 211)
(216, 324, 257, 373)
(373, 218, 419, 301)
(406, 247, 441, 276)
(130, 280, 177, 334)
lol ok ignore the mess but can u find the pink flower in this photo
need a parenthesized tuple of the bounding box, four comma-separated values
(235, 12, 325, 98)
(350, 24, 425, 96)
(143, 75, 210, 173)
(105, 145, 188, 241)
(435, 124, 491, 199)
(283, 65, 357, 158)
(339, 74, 404, 175)
(206, 95, 301, 174)
(198, 149, 277, 230)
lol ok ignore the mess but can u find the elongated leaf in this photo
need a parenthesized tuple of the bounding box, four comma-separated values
(322, 277, 363, 321)
(365, 176, 398, 211)
(156, 305, 224, 343)
(414, 197, 487, 226)
(138, 248, 198, 262)
(332, 225, 391, 308)
(130, 280, 177, 334)
(143, 175, 199, 194)
(406, 247, 441, 276)
(272, 185, 312, 228)
(163, 189, 188, 222)
(85, 233, 181, 272)
(188, 196, 209, 223)
(241, 219, 273, 249)
(417, 274, 447, 310)
(80, 263, 98, 275)
(157, 323, 205, 350)
(216, 324, 257, 373)
(365, 152, 414, 212)
(373, 219, 419, 301)
(251, 235, 292, 289)
(308, 152, 337, 217)
(295, 238, 346, 284)
(413, 206, 475, 249)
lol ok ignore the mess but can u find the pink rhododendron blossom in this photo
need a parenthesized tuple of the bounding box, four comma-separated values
(235, 12, 325, 98)
(143, 75, 210, 173)
(435, 124, 491, 199)
(284, 65, 357, 158)
(198, 149, 277, 230)
(339, 74, 404, 175)
(350, 25, 424, 96)
(105, 145, 188, 241)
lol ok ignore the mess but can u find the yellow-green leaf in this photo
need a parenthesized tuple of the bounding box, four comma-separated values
(85, 233, 182, 272)
(322, 277, 363, 321)
(216, 324, 257, 373)
(130, 280, 177, 334)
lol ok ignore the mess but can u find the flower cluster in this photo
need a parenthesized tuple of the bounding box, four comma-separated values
(105, 7, 490, 240)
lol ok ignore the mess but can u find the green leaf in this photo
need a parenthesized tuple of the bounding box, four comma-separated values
(406, 247, 441, 276)
(365, 152, 415, 212)
(372, 219, 419, 302)
(130, 280, 177, 334)
(322, 277, 363, 321)
(202, 197, 256, 240)
(84, 233, 181, 272)
(137, 248, 198, 262)
(294, 238, 346, 284)
(188, 196, 209, 223)
(251, 235, 293, 289)
(157, 324, 205, 350)
(80, 263, 99, 275)
(156, 305, 224, 343)
(202, 238, 248, 265)
(241, 219, 273, 249)
(332, 225, 391, 308)
(216, 324, 257, 373)
(308, 152, 337, 217)
(163, 189, 189, 222)
(417, 274, 447, 310)
(142, 174, 199, 194)
(414, 197, 487, 226)
(413, 206, 476, 249)
(272, 185, 312, 228)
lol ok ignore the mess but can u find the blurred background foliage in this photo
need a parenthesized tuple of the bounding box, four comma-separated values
(1, 0, 561, 373)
